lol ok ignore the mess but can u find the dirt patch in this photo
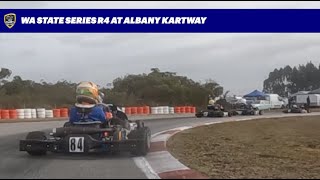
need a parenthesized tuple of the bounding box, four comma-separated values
(167, 116, 320, 179)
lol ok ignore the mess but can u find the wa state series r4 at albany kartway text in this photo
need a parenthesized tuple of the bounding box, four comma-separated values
(21, 16, 208, 25)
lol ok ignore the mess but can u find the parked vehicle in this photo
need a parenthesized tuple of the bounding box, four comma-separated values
(265, 94, 287, 109)
(296, 94, 320, 107)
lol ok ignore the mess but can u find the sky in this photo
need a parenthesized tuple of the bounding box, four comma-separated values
(1, 1, 320, 96)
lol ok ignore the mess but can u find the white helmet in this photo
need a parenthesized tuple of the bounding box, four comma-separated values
(75, 81, 99, 108)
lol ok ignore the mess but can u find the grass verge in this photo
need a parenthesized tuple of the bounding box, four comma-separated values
(167, 115, 320, 179)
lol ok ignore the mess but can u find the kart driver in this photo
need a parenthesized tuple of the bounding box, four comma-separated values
(69, 81, 108, 124)
(207, 95, 215, 110)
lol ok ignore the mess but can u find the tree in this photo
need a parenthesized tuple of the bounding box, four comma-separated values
(0, 68, 224, 108)
(263, 62, 320, 97)
(0, 68, 12, 80)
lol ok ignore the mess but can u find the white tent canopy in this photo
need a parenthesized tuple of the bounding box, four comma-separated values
(309, 88, 320, 94)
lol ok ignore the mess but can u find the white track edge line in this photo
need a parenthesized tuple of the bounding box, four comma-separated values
(133, 156, 161, 179)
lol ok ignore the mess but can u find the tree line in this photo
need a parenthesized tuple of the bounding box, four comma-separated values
(0, 67, 223, 109)
(263, 61, 320, 97)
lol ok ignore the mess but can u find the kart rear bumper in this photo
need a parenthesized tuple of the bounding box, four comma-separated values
(20, 135, 142, 153)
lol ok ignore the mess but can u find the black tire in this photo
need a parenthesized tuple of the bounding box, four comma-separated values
(195, 112, 203, 118)
(116, 111, 128, 121)
(128, 127, 151, 156)
(228, 112, 232, 117)
(110, 117, 129, 129)
(25, 131, 47, 156)
(259, 110, 263, 115)
(63, 122, 72, 127)
(135, 120, 145, 129)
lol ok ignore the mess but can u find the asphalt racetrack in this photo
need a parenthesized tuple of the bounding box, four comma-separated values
(0, 112, 284, 179)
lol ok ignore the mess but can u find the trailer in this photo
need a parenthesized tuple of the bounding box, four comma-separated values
(296, 94, 320, 107)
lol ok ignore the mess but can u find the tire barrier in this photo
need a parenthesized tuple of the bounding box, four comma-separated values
(131, 107, 137, 115)
(17, 109, 25, 119)
(53, 109, 61, 118)
(9, 109, 17, 119)
(37, 108, 46, 119)
(143, 106, 150, 114)
(125, 107, 132, 115)
(0, 105, 196, 120)
(31, 109, 37, 118)
(60, 108, 69, 118)
(158, 107, 164, 114)
(151, 107, 158, 114)
(137, 107, 143, 114)
(45, 110, 54, 118)
(163, 106, 169, 114)
(24, 109, 32, 119)
(175, 107, 181, 114)
(169, 107, 175, 114)
(1, 110, 9, 119)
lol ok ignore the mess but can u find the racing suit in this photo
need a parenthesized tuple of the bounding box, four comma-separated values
(69, 105, 107, 124)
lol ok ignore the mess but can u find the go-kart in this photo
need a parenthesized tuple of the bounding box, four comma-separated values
(19, 105, 151, 156)
(283, 106, 310, 114)
(230, 103, 263, 116)
(195, 105, 232, 118)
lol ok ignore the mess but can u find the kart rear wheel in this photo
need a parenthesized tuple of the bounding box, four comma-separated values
(218, 111, 224, 117)
(116, 111, 128, 121)
(129, 127, 151, 156)
(195, 113, 203, 118)
(25, 131, 47, 156)
(259, 110, 263, 115)
(63, 122, 72, 127)
(110, 117, 129, 129)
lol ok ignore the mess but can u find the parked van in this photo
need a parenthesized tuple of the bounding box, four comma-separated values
(265, 94, 287, 109)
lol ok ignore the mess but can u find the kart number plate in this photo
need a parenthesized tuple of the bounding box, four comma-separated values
(203, 112, 208, 116)
(69, 137, 84, 153)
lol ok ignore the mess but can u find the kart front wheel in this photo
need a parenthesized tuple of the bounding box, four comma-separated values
(25, 131, 47, 156)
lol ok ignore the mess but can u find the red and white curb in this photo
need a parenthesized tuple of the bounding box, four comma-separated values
(133, 126, 206, 179)
(134, 112, 320, 179)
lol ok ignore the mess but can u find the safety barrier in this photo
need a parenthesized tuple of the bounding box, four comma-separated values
(9, 109, 17, 119)
(0, 105, 196, 120)
(1, 110, 9, 119)
(37, 108, 46, 118)
(60, 108, 69, 118)
(53, 109, 61, 118)
(45, 110, 54, 118)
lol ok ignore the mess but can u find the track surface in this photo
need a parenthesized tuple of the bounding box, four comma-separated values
(0, 112, 281, 179)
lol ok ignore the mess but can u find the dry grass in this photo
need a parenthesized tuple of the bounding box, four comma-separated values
(167, 116, 320, 179)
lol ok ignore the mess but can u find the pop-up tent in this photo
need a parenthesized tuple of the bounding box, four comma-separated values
(290, 91, 310, 97)
(243, 90, 266, 97)
(308, 88, 320, 94)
